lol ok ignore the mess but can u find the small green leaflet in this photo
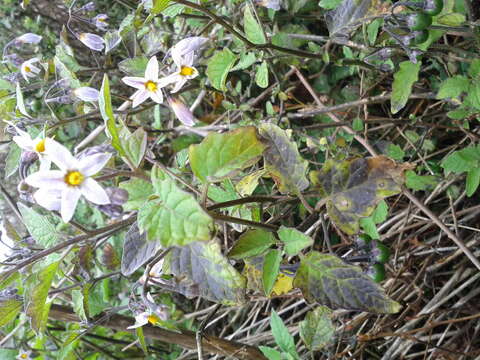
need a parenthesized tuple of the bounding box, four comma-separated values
(18, 203, 61, 247)
(299, 306, 335, 351)
(437, 75, 470, 100)
(189, 126, 266, 183)
(270, 310, 299, 358)
(151, 0, 170, 14)
(442, 144, 480, 194)
(16, 82, 31, 118)
(243, 4, 266, 44)
(99, 74, 126, 157)
(466, 167, 480, 197)
(137, 174, 214, 246)
(259, 123, 309, 194)
(293, 252, 401, 313)
(228, 229, 275, 260)
(119, 178, 154, 211)
(391, 61, 421, 114)
(255, 61, 269, 88)
(405, 170, 439, 191)
(319, 0, 343, 10)
(119, 125, 148, 169)
(277, 226, 313, 256)
(24, 261, 59, 333)
(4, 142, 21, 179)
(118, 56, 149, 77)
(164, 241, 246, 305)
(206, 48, 238, 91)
(262, 249, 282, 296)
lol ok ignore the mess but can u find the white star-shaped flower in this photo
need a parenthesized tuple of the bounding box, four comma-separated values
(16, 350, 32, 360)
(127, 293, 168, 329)
(162, 37, 208, 93)
(122, 56, 171, 108)
(25, 141, 111, 222)
(20, 58, 41, 82)
(6, 121, 52, 171)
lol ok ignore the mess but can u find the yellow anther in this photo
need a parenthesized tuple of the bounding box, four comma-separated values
(35, 139, 46, 153)
(145, 80, 157, 92)
(24, 65, 31, 73)
(180, 66, 194, 76)
(147, 314, 159, 325)
(65, 171, 84, 186)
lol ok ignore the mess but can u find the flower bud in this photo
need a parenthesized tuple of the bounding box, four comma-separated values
(73, 87, 100, 102)
(15, 33, 42, 45)
(78, 1, 96, 12)
(92, 14, 109, 31)
(77, 33, 105, 51)
(77, 144, 115, 159)
(255, 0, 281, 10)
(167, 96, 196, 126)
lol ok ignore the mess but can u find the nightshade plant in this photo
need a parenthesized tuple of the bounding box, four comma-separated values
(0, 0, 478, 359)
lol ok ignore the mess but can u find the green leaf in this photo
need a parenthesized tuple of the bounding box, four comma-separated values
(372, 200, 388, 223)
(24, 261, 59, 333)
(4, 142, 21, 179)
(119, 178, 154, 211)
(255, 61, 269, 88)
(277, 226, 313, 256)
(243, 4, 266, 44)
(405, 170, 439, 191)
(121, 223, 159, 276)
(466, 82, 480, 110)
(136, 327, 149, 355)
(437, 75, 470, 99)
(259, 347, 282, 360)
(299, 306, 335, 351)
(293, 252, 401, 313)
(137, 176, 214, 246)
(164, 241, 246, 305)
(0, 297, 22, 327)
(319, 0, 343, 10)
(468, 59, 480, 78)
(120, 126, 148, 168)
(437, 13, 466, 26)
(391, 61, 421, 114)
(310, 156, 407, 235)
(466, 167, 480, 197)
(54, 55, 81, 89)
(228, 229, 275, 260)
(72, 289, 87, 322)
(99, 74, 126, 157)
(15, 82, 30, 118)
(118, 56, 149, 77)
(259, 123, 309, 194)
(359, 216, 379, 239)
(18, 203, 61, 247)
(270, 310, 297, 356)
(231, 52, 257, 71)
(152, 0, 170, 14)
(206, 48, 238, 91)
(386, 144, 405, 160)
(262, 249, 282, 296)
(442, 146, 480, 174)
(189, 126, 266, 183)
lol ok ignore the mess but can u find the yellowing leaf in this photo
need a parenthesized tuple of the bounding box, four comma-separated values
(293, 252, 401, 313)
(163, 241, 246, 305)
(259, 123, 309, 194)
(189, 126, 266, 183)
(310, 156, 411, 235)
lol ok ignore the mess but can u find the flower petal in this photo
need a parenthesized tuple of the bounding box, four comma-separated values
(80, 178, 110, 205)
(122, 77, 146, 90)
(150, 89, 163, 104)
(158, 73, 181, 88)
(46, 139, 78, 171)
(25, 170, 65, 189)
(171, 77, 188, 93)
(12, 135, 34, 151)
(39, 158, 52, 171)
(34, 188, 62, 211)
(61, 187, 82, 222)
(145, 56, 159, 81)
(131, 89, 150, 108)
(79, 153, 111, 176)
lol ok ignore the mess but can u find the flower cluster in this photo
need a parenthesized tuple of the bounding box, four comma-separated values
(122, 37, 208, 126)
(3, 32, 43, 82)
